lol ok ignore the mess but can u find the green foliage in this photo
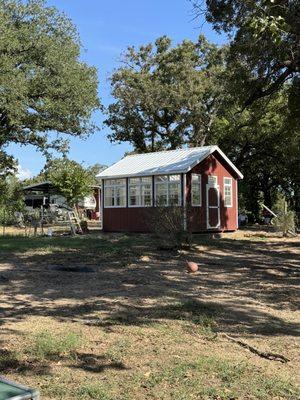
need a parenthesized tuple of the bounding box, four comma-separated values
(0, 174, 24, 226)
(273, 194, 295, 236)
(208, 85, 299, 218)
(78, 384, 111, 400)
(29, 330, 82, 360)
(0, 0, 100, 170)
(147, 205, 192, 249)
(200, 0, 300, 110)
(46, 158, 95, 206)
(105, 35, 227, 151)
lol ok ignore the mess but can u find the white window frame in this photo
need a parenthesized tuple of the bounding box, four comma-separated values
(154, 174, 182, 206)
(208, 175, 218, 187)
(104, 179, 126, 208)
(191, 173, 202, 207)
(224, 177, 233, 208)
(128, 177, 153, 208)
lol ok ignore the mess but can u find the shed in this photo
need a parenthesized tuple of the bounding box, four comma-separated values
(23, 181, 101, 221)
(97, 146, 243, 232)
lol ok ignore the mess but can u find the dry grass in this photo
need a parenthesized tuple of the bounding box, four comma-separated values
(0, 228, 299, 399)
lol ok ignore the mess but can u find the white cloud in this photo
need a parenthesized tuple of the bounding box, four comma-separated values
(17, 165, 32, 181)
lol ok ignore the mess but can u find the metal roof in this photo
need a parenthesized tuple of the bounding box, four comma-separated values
(97, 145, 243, 179)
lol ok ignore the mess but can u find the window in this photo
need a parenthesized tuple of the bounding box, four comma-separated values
(191, 174, 201, 206)
(155, 174, 181, 206)
(128, 177, 152, 207)
(208, 175, 217, 186)
(224, 177, 232, 207)
(104, 179, 126, 207)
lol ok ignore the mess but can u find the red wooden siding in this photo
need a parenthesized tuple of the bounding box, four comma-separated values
(186, 152, 238, 231)
(102, 151, 239, 232)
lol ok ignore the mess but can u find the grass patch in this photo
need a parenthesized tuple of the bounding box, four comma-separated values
(78, 383, 111, 400)
(105, 337, 132, 364)
(0, 234, 139, 256)
(28, 330, 82, 360)
(140, 356, 298, 400)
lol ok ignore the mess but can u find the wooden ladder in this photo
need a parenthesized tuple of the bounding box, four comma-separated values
(67, 210, 83, 235)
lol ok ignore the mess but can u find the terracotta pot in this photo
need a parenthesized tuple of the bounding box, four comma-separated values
(186, 261, 198, 273)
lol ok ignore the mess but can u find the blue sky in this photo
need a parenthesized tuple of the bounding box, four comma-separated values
(9, 0, 226, 179)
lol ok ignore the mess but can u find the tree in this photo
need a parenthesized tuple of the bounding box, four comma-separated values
(46, 158, 95, 207)
(0, 174, 24, 231)
(213, 88, 300, 216)
(105, 35, 227, 152)
(0, 0, 100, 171)
(193, 1, 300, 110)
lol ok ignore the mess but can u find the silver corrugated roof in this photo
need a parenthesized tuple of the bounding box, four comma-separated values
(97, 145, 243, 179)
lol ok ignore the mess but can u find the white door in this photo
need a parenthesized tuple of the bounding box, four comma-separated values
(206, 183, 220, 229)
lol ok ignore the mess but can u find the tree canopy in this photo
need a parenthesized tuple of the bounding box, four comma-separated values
(105, 35, 227, 152)
(106, 31, 299, 215)
(45, 158, 96, 207)
(0, 0, 100, 172)
(193, 0, 300, 110)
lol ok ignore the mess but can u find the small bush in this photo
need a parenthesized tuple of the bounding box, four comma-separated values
(273, 194, 295, 236)
(147, 204, 192, 249)
(29, 330, 82, 360)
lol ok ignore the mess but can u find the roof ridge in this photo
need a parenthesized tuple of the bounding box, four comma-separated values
(125, 145, 215, 158)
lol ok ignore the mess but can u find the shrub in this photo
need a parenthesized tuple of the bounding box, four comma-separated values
(29, 330, 82, 360)
(147, 204, 192, 249)
(273, 194, 295, 236)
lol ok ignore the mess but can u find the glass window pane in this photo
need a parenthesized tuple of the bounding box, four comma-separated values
(192, 174, 200, 182)
(169, 182, 181, 205)
(115, 186, 125, 206)
(155, 175, 168, 182)
(129, 177, 140, 184)
(155, 183, 168, 205)
(225, 195, 231, 206)
(129, 185, 140, 206)
(208, 176, 217, 186)
(169, 174, 181, 182)
(141, 184, 152, 206)
(104, 187, 114, 207)
(192, 184, 201, 205)
(141, 176, 152, 183)
(224, 178, 231, 185)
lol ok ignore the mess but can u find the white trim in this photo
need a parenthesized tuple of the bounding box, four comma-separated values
(206, 184, 221, 230)
(208, 175, 218, 187)
(223, 177, 233, 208)
(101, 182, 104, 230)
(262, 204, 277, 217)
(236, 180, 238, 229)
(154, 174, 182, 206)
(186, 146, 243, 179)
(191, 173, 202, 207)
(183, 173, 187, 230)
(103, 178, 126, 208)
(128, 176, 153, 208)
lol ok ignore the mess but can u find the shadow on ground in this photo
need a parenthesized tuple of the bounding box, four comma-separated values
(0, 233, 299, 338)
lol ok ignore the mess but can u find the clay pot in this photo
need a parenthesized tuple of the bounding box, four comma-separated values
(186, 261, 198, 273)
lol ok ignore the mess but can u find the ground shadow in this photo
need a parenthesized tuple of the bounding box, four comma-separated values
(0, 233, 299, 339)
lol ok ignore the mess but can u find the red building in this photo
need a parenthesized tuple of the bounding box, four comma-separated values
(97, 146, 243, 232)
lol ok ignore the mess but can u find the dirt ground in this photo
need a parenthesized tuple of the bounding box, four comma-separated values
(0, 228, 299, 399)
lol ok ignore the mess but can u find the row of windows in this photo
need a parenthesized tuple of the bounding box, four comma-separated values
(104, 175, 233, 208)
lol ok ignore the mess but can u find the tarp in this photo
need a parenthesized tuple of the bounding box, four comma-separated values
(0, 377, 39, 400)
